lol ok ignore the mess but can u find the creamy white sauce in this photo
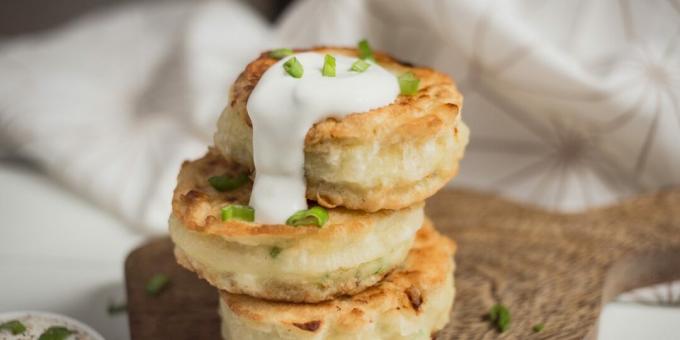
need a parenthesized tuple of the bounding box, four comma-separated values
(247, 52, 399, 224)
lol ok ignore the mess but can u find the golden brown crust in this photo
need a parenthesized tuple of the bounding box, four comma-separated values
(220, 220, 455, 330)
(171, 149, 423, 243)
(173, 243, 406, 303)
(230, 47, 463, 147)
(306, 126, 466, 212)
(216, 47, 467, 212)
(308, 163, 460, 212)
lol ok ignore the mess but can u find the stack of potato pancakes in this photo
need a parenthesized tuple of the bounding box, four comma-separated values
(169, 47, 468, 339)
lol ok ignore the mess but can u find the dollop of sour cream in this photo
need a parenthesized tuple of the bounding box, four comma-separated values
(247, 52, 399, 224)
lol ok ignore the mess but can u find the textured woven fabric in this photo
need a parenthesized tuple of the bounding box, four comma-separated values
(278, 0, 680, 211)
(1, 0, 678, 233)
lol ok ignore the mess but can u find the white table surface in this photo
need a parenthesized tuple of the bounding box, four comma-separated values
(0, 160, 678, 339)
(0, 160, 143, 339)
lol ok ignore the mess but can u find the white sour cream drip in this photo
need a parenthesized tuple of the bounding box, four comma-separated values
(247, 52, 399, 224)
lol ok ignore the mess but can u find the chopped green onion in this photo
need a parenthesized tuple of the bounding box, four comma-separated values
(269, 48, 293, 60)
(488, 304, 511, 333)
(221, 204, 255, 222)
(107, 302, 127, 315)
(532, 323, 544, 333)
(270, 246, 282, 258)
(357, 39, 374, 61)
(0, 320, 26, 335)
(283, 57, 303, 78)
(322, 54, 336, 77)
(398, 72, 420, 95)
(286, 206, 329, 227)
(38, 326, 73, 340)
(350, 59, 371, 73)
(209, 174, 248, 192)
(145, 274, 170, 296)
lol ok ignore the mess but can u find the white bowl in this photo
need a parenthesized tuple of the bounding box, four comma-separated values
(0, 311, 104, 340)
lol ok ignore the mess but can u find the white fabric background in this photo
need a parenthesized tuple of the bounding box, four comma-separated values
(0, 0, 678, 231)
(278, 0, 680, 211)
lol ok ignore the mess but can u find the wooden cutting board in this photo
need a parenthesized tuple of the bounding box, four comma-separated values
(125, 188, 680, 339)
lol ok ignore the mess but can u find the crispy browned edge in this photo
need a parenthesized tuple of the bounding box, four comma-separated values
(219, 220, 455, 333)
(171, 149, 421, 240)
(173, 241, 398, 303)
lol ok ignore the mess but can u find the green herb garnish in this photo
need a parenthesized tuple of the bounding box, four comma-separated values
(208, 174, 248, 192)
(286, 206, 329, 227)
(357, 39, 374, 61)
(270, 246, 282, 259)
(38, 326, 73, 340)
(108, 302, 127, 315)
(398, 72, 420, 95)
(269, 48, 293, 60)
(488, 304, 510, 333)
(350, 59, 371, 73)
(283, 57, 303, 78)
(322, 54, 336, 77)
(221, 204, 255, 222)
(145, 274, 170, 296)
(532, 323, 544, 333)
(0, 320, 26, 335)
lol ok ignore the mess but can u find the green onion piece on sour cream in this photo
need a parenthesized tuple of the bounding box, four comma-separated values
(350, 59, 371, 73)
(283, 57, 304, 78)
(322, 54, 336, 77)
